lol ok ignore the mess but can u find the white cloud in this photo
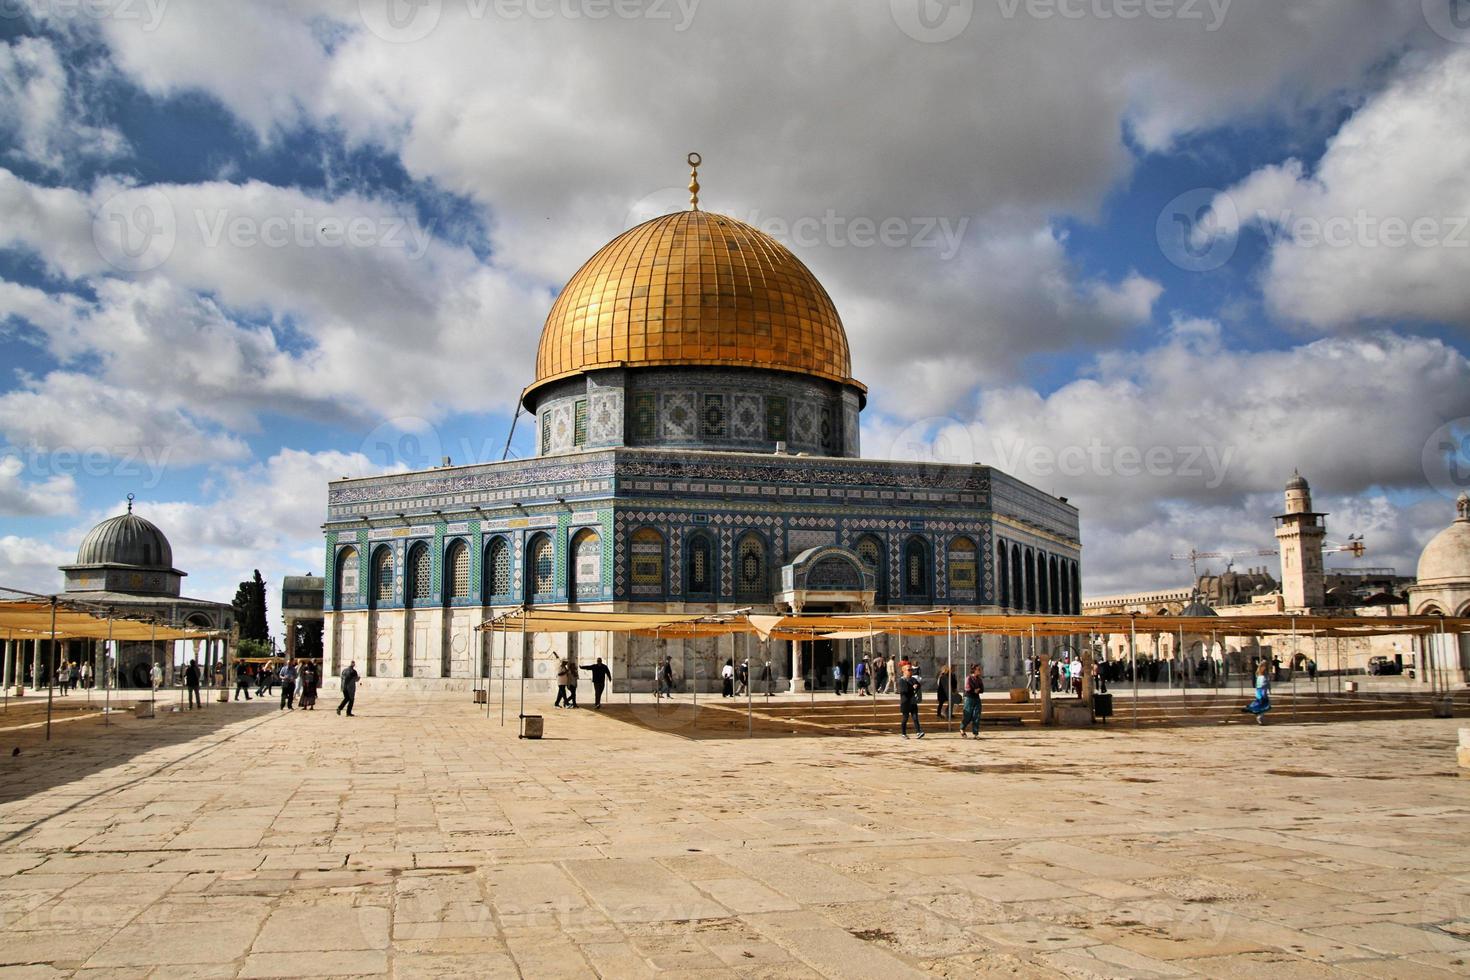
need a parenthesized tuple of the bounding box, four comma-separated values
(0, 371, 249, 468)
(0, 534, 73, 594)
(1215, 49, 1470, 329)
(0, 35, 127, 172)
(862, 322, 1470, 591)
(0, 454, 77, 517)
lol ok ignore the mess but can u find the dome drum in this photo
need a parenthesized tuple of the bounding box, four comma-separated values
(532, 365, 861, 458)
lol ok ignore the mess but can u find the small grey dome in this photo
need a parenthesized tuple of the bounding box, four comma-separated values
(1286, 471, 1309, 492)
(1179, 599, 1217, 617)
(75, 510, 173, 569)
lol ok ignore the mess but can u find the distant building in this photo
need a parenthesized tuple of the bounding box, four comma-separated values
(52, 497, 232, 686)
(281, 575, 324, 664)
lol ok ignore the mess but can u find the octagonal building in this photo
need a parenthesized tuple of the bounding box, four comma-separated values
(321, 173, 1081, 692)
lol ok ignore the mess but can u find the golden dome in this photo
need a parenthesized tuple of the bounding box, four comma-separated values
(525, 210, 862, 405)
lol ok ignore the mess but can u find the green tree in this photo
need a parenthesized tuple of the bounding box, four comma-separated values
(231, 570, 271, 645)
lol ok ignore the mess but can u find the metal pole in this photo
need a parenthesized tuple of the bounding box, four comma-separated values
(517, 610, 526, 728)
(104, 615, 114, 727)
(499, 623, 507, 726)
(946, 613, 954, 733)
(150, 618, 158, 715)
(3, 630, 10, 713)
(870, 631, 877, 728)
(1129, 615, 1138, 730)
(1290, 617, 1297, 720)
(45, 597, 57, 741)
(744, 630, 752, 738)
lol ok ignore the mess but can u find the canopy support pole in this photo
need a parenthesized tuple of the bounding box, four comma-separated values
(45, 596, 57, 741)
(1290, 617, 1297, 720)
(946, 613, 954, 734)
(104, 614, 114, 727)
(1129, 615, 1138, 730)
(517, 609, 527, 730)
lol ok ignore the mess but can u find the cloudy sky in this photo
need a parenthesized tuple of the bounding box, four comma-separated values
(1, 0, 1469, 618)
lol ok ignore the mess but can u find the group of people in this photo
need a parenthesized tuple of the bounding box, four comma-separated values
(1025, 657, 1108, 698)
(896, 660, 987, 739)
(48, 660, 94, 694)
(553, 656, 613, 709)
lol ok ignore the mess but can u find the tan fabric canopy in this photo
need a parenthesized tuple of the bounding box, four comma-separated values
(478, 607, 1470, 641)
(0, 598, 226, 642)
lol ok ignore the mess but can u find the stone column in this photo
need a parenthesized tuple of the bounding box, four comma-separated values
(789, 639, 802, 695)
(1081, 651, 1094, 703)
(1039, 654, 1053, 725)
(2, 638, 12, 690)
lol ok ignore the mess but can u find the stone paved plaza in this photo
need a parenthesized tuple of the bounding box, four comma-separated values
(1, 693, 1469, 978)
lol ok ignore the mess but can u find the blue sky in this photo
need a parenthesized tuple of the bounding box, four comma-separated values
(2, 1, 1469, 623)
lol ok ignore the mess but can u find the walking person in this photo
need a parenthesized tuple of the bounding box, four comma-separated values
(336, 660, 360, 716)
(884, 656, 896, 694)
(149, 661, 163, 694)
(874, 655, 888, 696)
(299, 662, 319, 710)
(660, 656, 675, 698)
(831, 662, 844, 695)
(184, 659, 202, 710)
(80, 660, 93, 690)
(721, 659, 735, 698)
(935, 664, 952, 719)
(855, 657, 868, 697)
(760, 661, 773, 696)
(1241, 659, 1272, 725)
(579, 657, 611, 708)
(735, 660, 748, 696)
(898, 664, 924, 739)
(67, 661, 80, 694)
(234, 660, 252, 701)
(961, 664, 984, 738)
(566, 662, 579, 708)
(279, 660, 297, 711)
(554, 659, 570, 708)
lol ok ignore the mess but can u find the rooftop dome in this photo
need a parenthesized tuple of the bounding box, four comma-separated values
(1286, 470, 1309, 492)
(524, 208, 861, 407)
(1416, 493, 1470, 587)
(75, 502, 173, 569)
(1179, 599, 1218, 617)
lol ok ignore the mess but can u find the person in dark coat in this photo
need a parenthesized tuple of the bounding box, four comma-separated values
(579, 657, 612, 708)
(184, 659, 202, 710)
(299, 662, 319, 710)
(897, 664, 925, 739)
(337, 661, 360, 716)
(279, 661, 297, 711)
(234, 661, 252, 701)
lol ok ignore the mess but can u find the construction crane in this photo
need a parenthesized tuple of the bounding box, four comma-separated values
(1171, 535, 1366, 580)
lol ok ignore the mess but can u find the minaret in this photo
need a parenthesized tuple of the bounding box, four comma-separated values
(1274, 471, 1327, 610)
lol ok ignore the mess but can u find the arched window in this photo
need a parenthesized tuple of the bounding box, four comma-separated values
(948, 536, 977, 600)
(372, 546, 393, 607)
(335, 547, 358, 610)
(570, 529, 602, 599)
(1036, 551, 1049, 613)
(1071, 562, 1081, 615)
(686, 532, 714, 596)
(996, 541, 1009, 610)
(855, 534, 885, 602)
(528, 534, 554, 599)
(736, 532, 767, 598)
(1011, 546, 1023, 611)
(903, 537, 929, 599)
(406, 543, 431, 607)
(445, 540, 470, 602)
(630, 527, 665, 596)
(1024, 549, 1036, 612)
(485, 537, 511, 600)
(1049, 555, 1061, 614)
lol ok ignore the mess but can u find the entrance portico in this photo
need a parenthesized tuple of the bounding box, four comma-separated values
(776, 546, 876, 692)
